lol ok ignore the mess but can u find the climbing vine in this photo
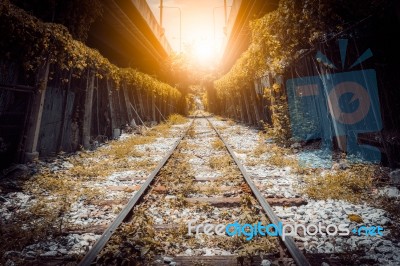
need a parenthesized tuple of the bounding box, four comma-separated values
(10, 0, 104, 41)
(0, 0, 181, 100)
(212, 0, 388, 144)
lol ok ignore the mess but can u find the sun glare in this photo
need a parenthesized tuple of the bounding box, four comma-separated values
(192, 40, 214, 65)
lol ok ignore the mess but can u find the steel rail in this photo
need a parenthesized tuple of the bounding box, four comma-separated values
(78, 118, 195, 266)
(206, 117, 311, 266)
(79, 113, 310, 265)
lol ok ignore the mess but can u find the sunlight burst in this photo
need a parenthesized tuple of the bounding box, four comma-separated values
(192, 40, 214, 65)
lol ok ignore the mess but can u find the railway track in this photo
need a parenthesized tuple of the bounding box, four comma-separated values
(79, 112, 310, 266)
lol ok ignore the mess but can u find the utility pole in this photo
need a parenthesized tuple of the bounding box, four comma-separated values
(161, 6, 182, 53)
(160, 0, 163, 28)
(224, 0, 227, 26)
(214, 4, 231, 46)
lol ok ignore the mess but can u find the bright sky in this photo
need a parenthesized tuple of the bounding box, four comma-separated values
(147, 0, 232, 66)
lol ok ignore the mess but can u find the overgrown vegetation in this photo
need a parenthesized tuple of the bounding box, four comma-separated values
(0, 168, 102, 259)
(10, 0, 103, 41)
(253, 139, 377, 203)
(158, 149, 197, 197)
(253, 140, 299, 169)
(0, 0, 182, 112)
(145, 114, 188, 138)
(211, 139, 225, 151)
(211, 0, 389, 142)
(187, 127, 196, 138)
(166, 114, 188, 125)
(302, 163, 377, 202)
(252, 139, 269, 157)
(69, 134, 158, 180)
(97, 121, 278, 264)
(97, 209, 162, 265)
(209, 155, 231, 169)
(0, 120, 181, 261)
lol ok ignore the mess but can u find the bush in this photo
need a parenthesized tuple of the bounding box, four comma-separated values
(303, 163, 376, 202)
(166, 114, 188, 125)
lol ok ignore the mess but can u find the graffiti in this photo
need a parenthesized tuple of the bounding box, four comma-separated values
(286, 39, 382, 166)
